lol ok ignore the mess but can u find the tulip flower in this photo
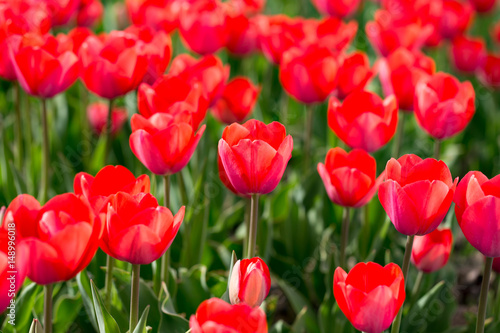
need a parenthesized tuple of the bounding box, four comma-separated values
(335, 51, 373, 100)
(87, 102, 128, 136)
(45, 0, 80, 27)
(316, 17, 358, 53)
(226, 12, 260, 56)
(57, 27, 94, 54)
(178, 0, 228, 55)
(229, 257, 271, 308)
(411, 228, 453, 273)
(125, 0, 181, 32)
(334, 262, 405, 333)
(327, 91, 398, 152)
(377, 47, 436, 111)
(211, 77, 260, 124)
(312, 0, 361, 18)
(378, 154, 457, 236)
(414, 72, 475, 140)
(450, 36, 486, 73)
(76, 0, 103, 27)
(439, 0, 474, 40)
(231, 0, 266, 14)
(477, 53, 500, 89)
(190, 298, 268, 333)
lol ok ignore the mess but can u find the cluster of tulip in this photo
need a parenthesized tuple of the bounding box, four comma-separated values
(1, 0, 500, 332)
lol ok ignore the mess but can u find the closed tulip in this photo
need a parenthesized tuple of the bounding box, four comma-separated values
(279, 44, 338, 104)
(129, 113, 206, 175)
(334, 262, 406, 333)
(312, 0, 361, 18)
(378, 154, 458, 236)
(335, 51, 373, 100)
(229, 257, 271, 308)
(450, 36, 486, 73)
(411, 228, 453, 273)
(76, 0, 103, 27)
(377, 47, 435, 111)
(439, 0, 474, 40)
(211, 77, 260, 124)
(477, 53, 500, 89)
(190, 298, 268, 333)
(318, 148, 384, 208)
(414, 72, 475, 140)
(100, 192, 184, 264)
(327, 91, 398, 152)
(454, 171, 500, 257)
(225, 12, 260, 56)
(316, 17, 358, 53)
(87, 102, 128, 136)
(218, 119, 293, 196)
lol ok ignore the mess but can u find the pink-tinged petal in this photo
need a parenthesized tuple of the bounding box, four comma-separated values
(129, 129, 169, 175)
(219, 139, 252, 195)
(333, 267, 351, 322)
(318, 162, 340, 203)
(73, 172, 94, 196)
(350, 285, 397, 333)
(229, 260, 242, 305)
(454, 171, 488, 225)
(108, 224, 163, 265)
(330, 168, 372, 207)
(259, 135, 293, 194)
(22, 238, 70, 285)
(355, 170, 386, 208)
(240, 269, 268, 308)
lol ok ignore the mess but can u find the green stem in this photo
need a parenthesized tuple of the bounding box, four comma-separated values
(340, 207, 350, 269)
(304, 104, 314, 173)
(476, 257, 493, 333)
(243, 198, 251, 258)
(246, 194, 259, 258)
(129, 264, 140, 332)
(14, 83, 23, 170)
(40, 99, 49, 203)
(391, 235, 415, 333)
(392, 112, 406, 158)
(177, 172, 188, 205)
(411, 271, 424, 298)
(161, 175, 171, 289)
(44, 284, 53, 333)
(494, 274, 500, 321)
(104, 98, 114, 164)
(104, 256, 115, 308)
(433, 139, 441, 160)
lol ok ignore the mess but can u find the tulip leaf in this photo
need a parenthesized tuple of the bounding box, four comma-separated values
(175, 265, 211, 317)
(1, 282, 41, 333)
(76, 270, 98, 331)
(221, 250, 237, 303)
(90, 279, 121, 333)
(28, 319, 43, 333)
(53, 294, 82, 333)
(132, 306, 150, 333)
(158, 286, 190, 333)
(270, 320, 292, 333)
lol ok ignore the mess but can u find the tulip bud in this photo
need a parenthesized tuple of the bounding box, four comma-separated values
(411, 228, 453, 273)
(87, 102, 128, 137)
(229, 258, 271, 308)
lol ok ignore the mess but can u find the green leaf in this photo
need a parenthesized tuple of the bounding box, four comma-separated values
(175, 265, 211, 317)
(90, 280, 121, 333)
(1, 283, 41, 333)
(28, 319, 43, 333)
(53, 294, 82, 333)
(158, 286, 190, 333)
(132, 306, 150, 333)
(76, 270, 98, 331)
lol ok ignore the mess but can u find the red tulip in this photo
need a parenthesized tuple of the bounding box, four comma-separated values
(45, 0, 80, 27)
(469, 0, 497, 12)
(334, 262, 405, 333)
(77, 0, 103, 27)
(477, 53, 500, 89)
(439, 0, 474, 40)
(414, 72, 475, 140)
(9, 33, 79, 98)
(377, 47, 436, 111)
(169, 54, 230, 106)
(218, 119, 293, 195)
(231, 0, 266, 14)
(0, 34, 21, 81)
(450, 36, 486, 73)
(312, 0, 361, 18)
(79, 31, 148, 99)
(100, 192, 184, 265)
(57, 27, 94, 54)
(378, 154, 457, 236)
(318, 148, 384, 208)
(130, 113, 206, 175)
(411, 228, 453, 273)
(190, 298, 268, 333)
(493, 257, 500, 273)
(454, 171, 500, 257)
(229, 257, 271, 308)
(225, 12, 260, 56)
(211, 77, 260, 124)
(280, 44, 338, 104)
(87, 102, 128, 136)
(179, 0, 228, 55)
(316, 17, 358, 53)
(335, 51, 373, 100)
(125, 0, 183, 33)
(2, 194, 101, 285)
(137, 74, 208, 129)
(327, 91, 398, 152)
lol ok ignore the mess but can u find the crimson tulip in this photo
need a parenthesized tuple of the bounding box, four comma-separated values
(316, 17, 358, 53)
(414, 72, 475, 140)
(125, 0, 182, 33)
(225, 11, 260, 56)
(477, 53, 500, 89)
(229, 257, 271, 308)
(87, 102, 128, 136)
(190, 298, 268, 333)
(327, 91, 398, 152)
(450, 36, 486, 73)
(335, 51, 373, 100)
(439, 0, 474, 40)
(334, 262, 406, 333)
(218, 119, 293, 196)
(76, 0, 103, 27)
(211, 77, 260, 124)
(312, 0, 361, 18)
(318, 148, 384, 208)
(57, 27, 94, 54)
(411, 228, 453, 273)
(377, 47, 435, 111)
(378, 154, 457, 236)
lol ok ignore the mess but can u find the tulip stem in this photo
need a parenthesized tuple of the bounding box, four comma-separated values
(40, 99, 50, 203)
(104, 256, 115, 308)
(104, 98, 114, 163)
(246, 194, 259, 258)
(130, 264, 140, 332)
(177, 172, 188, 205)
(243, 198, 251, 258)
(391, 235, 415, 333)
(433, 139, 441, 160)
(392, 111, 406, 158)
(44, 284, 53, 333)
(304, 104, 314, 173)
(476, 257, 493, 333)
(161, 175, 171, 290)
(340, 207, 350, 269)
(411, 270, 424, 298)
(14, 82, 23, 170)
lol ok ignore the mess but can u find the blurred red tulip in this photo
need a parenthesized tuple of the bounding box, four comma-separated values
(229, 257, 271, 308)
(231, 0, 266, 14)
(316, 17, 358, 53)
(57, 27, 93, 54)
(334, 262, 405, 333)
(2, 194, 101, 285)
(226, 12, 260, 56)
(9, 33, 79, 98)
(477, 53, 500, 89)
(79, 31, 148, 99)
(318, 148, 384, 208)
(493, 257, 500, 273)
(411, 228, 453, 273)
(44, 0, 80, 27)
(100, 192, 184, 265)
(87, 102, 128, 136)
(125, 0, 182, 32)
(414, 72, 475, 140)
(179, 0, 228, 55)
(336, 51, 373, 100)
(327, 91, 398, 152)
(0, 35, 21, 81)
(468, 0, 497, 12)
(77, 0, 103, 27)
(377, 47, 436, 111)
(218, 119, 293, 195)
(454, 171, 500, 257)
(439, 0, 474, 40)
(280, 44, 338, 104)
(190, 298, 268, 333)
(212, 77, 260, 124)
(312, 0, 361, 18)
(450, 35, 486, 73)
(130, 113, 206, 175)
(378, 154, 457, 236)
